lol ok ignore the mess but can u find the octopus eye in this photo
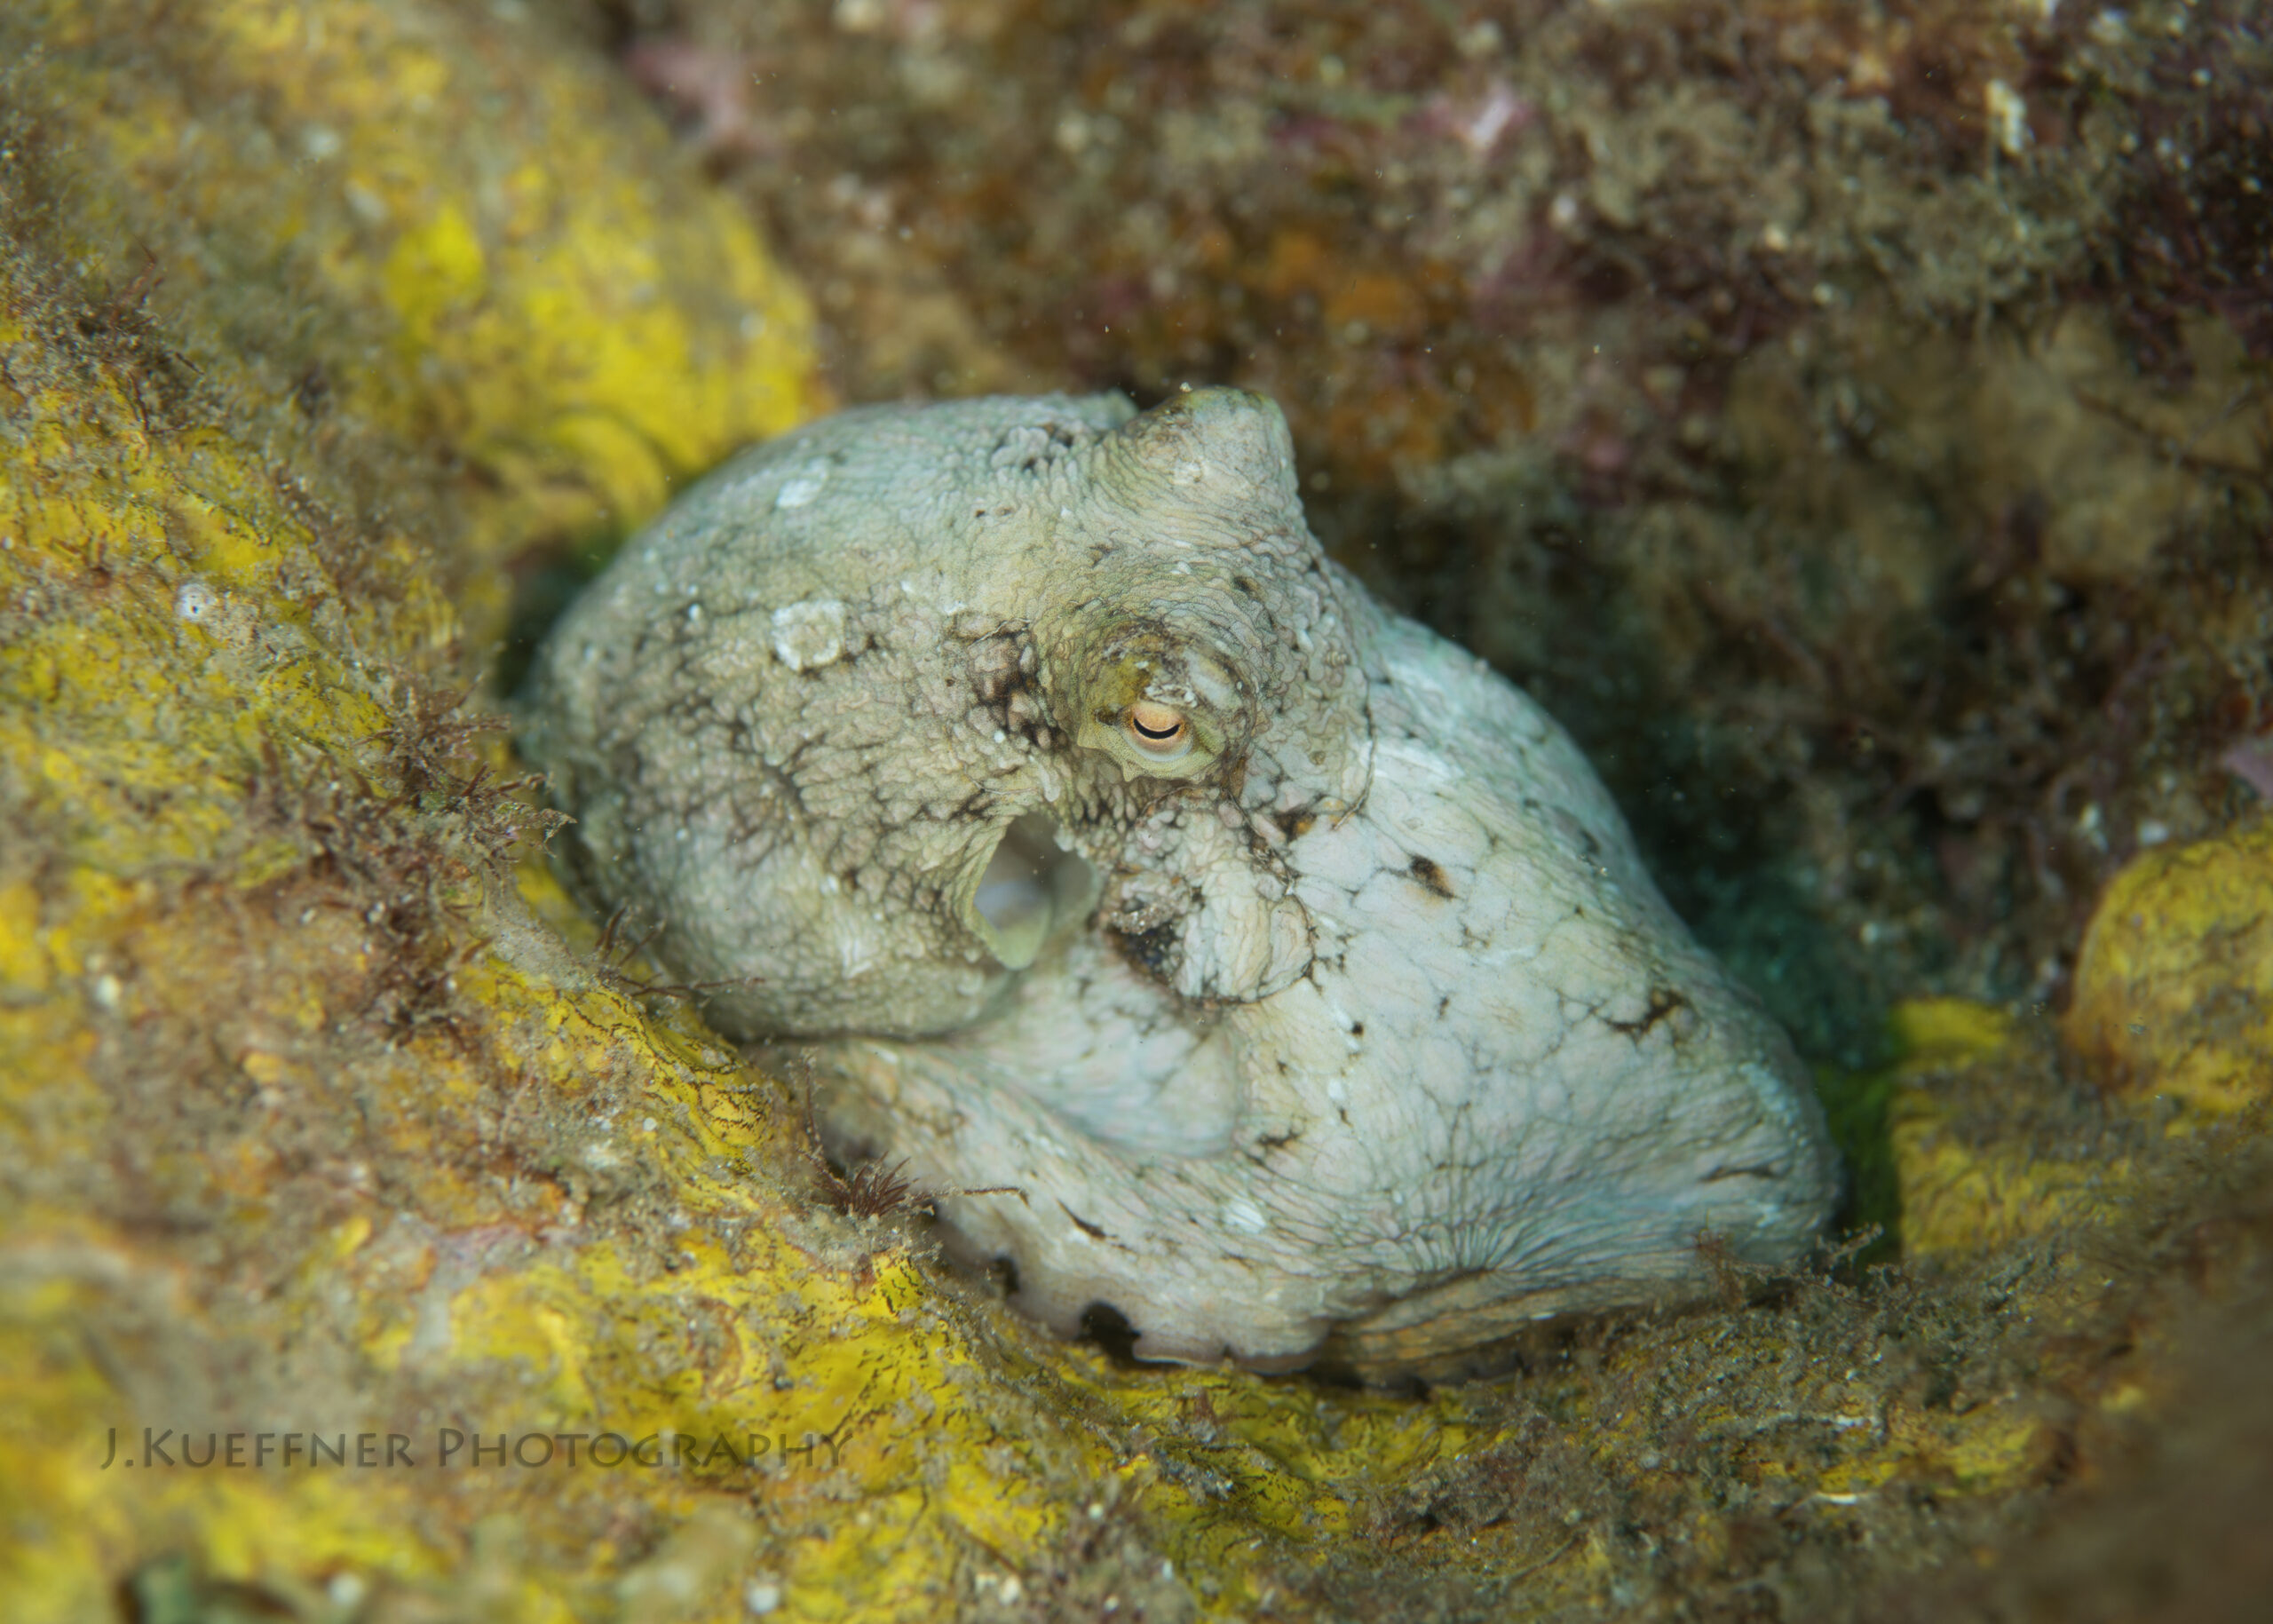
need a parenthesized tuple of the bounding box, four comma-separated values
(1123, 701, 1192, 759)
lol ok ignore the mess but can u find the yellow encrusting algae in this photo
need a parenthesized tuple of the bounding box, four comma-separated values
(2064, 818, 2273, 1120)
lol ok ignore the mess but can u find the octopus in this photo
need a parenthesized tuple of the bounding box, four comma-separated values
(520, 388, 1840, 1374)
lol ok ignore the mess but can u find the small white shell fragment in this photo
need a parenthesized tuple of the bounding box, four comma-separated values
(1985, 78, 2030, 158)
(176, 580, 218, 623)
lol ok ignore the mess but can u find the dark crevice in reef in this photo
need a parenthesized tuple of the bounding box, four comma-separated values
(493, 530, 625, 703)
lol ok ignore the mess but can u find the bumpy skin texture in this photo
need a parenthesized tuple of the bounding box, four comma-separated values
(523, 389, 1839, 1370)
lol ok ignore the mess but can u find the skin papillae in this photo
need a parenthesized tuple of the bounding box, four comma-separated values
(522, 388, 1839, 1373)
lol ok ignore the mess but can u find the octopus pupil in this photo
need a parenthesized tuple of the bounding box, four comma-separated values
(1135, 717, 1179, 739)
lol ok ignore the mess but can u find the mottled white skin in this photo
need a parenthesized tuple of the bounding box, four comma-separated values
(523, 388, 1840, 1370)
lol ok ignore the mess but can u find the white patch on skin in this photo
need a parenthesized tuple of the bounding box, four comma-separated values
(773, 458, 831, 509)
(837, 921, 880, 978)
(769, 598, 846, 671)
